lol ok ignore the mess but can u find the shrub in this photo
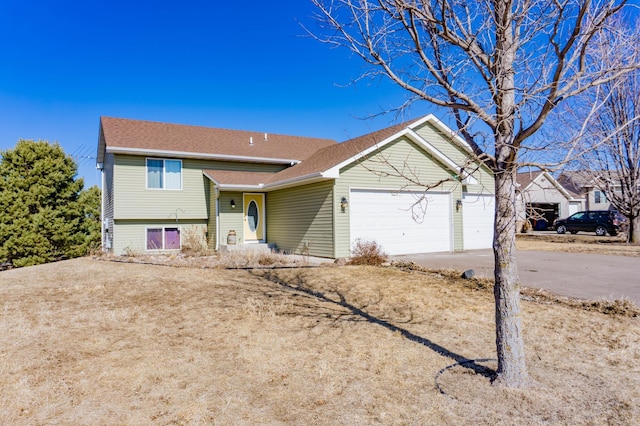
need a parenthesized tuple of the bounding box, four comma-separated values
(181, 226, 209, 256)
(348, 239, 388, 266)
(122, 245, 142, 257)
(218, 249, 295, 268)
(521, 220, 532, 233)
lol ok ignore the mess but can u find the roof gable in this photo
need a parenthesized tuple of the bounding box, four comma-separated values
(320, 116, 479, 184)
(517, 170, 577, 200)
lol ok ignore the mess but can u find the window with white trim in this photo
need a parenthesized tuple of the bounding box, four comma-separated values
(146, 159, 182, 190)
(594, 190, 606, 204)
(146, 227, 181, 250)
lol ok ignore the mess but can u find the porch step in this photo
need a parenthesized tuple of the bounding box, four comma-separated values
(218, 243, 272, 254)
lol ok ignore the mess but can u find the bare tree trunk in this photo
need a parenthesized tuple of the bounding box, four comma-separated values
(490, 0, 530, 387)
(493, 163, 530, 387)
(630, 216, 640, 244)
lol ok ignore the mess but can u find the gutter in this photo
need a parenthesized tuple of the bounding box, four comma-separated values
(205, 171, 335, 192)
(106, 146, 301, 165)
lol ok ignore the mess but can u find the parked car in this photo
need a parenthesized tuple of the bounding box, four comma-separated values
(554, 210, 621, 236)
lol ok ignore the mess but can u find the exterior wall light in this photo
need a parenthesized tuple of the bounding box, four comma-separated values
(341, 196, 349, 213)
(456, 199, 463, 212)
(230, 199, 236, 209)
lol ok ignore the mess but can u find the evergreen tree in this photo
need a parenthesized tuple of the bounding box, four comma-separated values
(78, 184, 102, 251)
(0, 140, 101, 267)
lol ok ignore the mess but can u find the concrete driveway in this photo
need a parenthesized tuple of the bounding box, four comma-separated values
(392, 249, 640, 305)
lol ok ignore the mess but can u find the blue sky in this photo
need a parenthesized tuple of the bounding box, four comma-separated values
(0, 0, 431, 188)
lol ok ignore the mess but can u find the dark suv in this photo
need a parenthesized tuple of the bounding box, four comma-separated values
(554, 210, 621, 236)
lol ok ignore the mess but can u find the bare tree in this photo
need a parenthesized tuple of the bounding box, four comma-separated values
(309, 0, 639, 387)
(563, 23, 640, 243)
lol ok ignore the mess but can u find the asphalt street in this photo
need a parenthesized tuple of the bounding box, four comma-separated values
(392, 249, 640, 305)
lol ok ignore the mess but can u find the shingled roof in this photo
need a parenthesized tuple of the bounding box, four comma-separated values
(98, 116, 337, 164)
(99, 114, 477, 191)
(268, 119, 416, 183)
(202, 170, 276, 187)
(516, 170, 545, 190)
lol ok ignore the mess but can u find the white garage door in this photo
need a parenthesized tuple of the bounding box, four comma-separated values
(462, 193, 494, 250)
(568, 201, 581, 216)
(350, 189, 452, 255)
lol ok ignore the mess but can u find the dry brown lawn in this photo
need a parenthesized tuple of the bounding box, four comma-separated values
(1, 258, 638, 425)
(516, 233, 640, 257)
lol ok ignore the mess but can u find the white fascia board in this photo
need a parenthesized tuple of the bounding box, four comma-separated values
(543, 172, 574, 200)
(201, 173, 265, 191)
(203, 174, 220, 186)
(526, 172, 573, 200)
(207, 172, 334, 192)
(322, 115, 468, 177)
(323, 129, 413, 178)
(405, 129, 478, 185)
(106, 146, 301, 165)
(408, 114, 475, 153)
(405, 130, 459, 170)
(217, 184, 265, 191)
(263, 172, 332, 191)
(321, 125, 478, 185)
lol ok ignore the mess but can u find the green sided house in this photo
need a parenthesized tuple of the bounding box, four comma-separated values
(96, 115, 495, 258)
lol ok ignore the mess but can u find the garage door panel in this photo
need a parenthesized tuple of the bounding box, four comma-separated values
(462, 193, 494, 250)
(350, 189, 452, 255)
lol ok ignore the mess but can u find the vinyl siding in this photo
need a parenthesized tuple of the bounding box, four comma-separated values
(524, 178, 555, 203)
(414, 121, 474, 166)
(207, 180, 218, 249)
(334, 137, 465, 257)
(112, 219, 207, 255)
(113, 154, 283, 220)
(218, 191, 245, 246)
(586, 189, 611, 211)
(102, 153, 115, 220)
(414, 121, 494, 195)
(267, 181, 334, 258)
(102, 152, 115, 249)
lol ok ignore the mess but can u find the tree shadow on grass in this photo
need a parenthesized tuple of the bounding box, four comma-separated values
(252, 269, 495, 381)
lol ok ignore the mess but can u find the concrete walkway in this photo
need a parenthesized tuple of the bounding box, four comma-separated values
(392, 249, 640, 305)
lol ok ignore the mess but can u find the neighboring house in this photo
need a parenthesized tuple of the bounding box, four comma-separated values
(516, 170, 584, 230)
(96, 115, 495, 258)
(558, 171, 620, 211)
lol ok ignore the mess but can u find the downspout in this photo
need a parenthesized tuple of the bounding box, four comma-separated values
(99, 163, 105, 251)
(215, 186, 220, 251)
(333, 180, 338, 259)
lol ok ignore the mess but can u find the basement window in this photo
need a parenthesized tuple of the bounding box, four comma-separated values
(146, 227, 181, 250)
